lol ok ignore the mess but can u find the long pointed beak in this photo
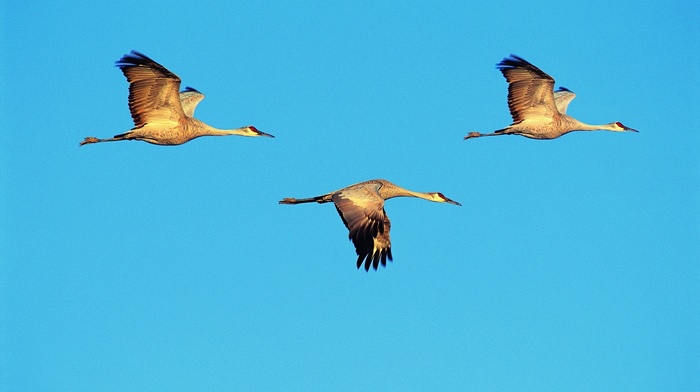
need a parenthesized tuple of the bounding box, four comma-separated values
(445, 198, 462, 206)
(257, 130, 275, 138)
(624, 126, 639, 133)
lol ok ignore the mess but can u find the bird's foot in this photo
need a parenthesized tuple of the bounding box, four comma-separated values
(80, 137, 99, 146)
(463, 132, 481, 140)
(279, 198, 297, 204)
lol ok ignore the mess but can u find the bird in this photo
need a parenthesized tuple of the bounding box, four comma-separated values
(80, 50, 274, 146)
(464, 54, 638, 140)
(279, 179, 461, 271)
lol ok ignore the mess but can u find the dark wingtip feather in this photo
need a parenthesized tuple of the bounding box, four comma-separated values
(496, 54, 553, 81)
(182, 86, 201, 93)
(355, 245, 392, 272)
(496, 54, 532, 70)
(556, 86, 572, 92)
(357, 253, 370, 271)
(115, 50, 156, 68)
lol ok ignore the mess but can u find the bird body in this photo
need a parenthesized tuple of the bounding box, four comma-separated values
(280, 179, 461, 271)
(464, 54, 637, 140)
(80, 51, 274, 146)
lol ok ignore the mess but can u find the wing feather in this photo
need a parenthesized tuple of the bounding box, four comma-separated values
(116, 51, 186, 127)
(179, 86, 205, 117)
(497, 54, 559, 123)
(332, 185, 393, 271)
(553, 87, 576, 114)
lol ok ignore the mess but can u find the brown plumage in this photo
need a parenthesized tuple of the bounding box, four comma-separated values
(279, 179, 461, 271)
(80, 51, 274, 146)
(464, 54, 638, 140)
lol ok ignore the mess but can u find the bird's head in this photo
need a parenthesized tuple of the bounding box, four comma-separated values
(243, 125, 275, 138)
(610, 122, 638, 133)
(431, 192, 462, 206)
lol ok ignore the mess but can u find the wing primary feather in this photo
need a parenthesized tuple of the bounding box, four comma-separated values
(115, 50, 184, 127)
(496, 54, 554, 81)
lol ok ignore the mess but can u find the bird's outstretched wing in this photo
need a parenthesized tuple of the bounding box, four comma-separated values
(179, 86, 205, 117)
(553, 87, 576, 114)
(332, 184, 393, 271)
(116, 51, 186, 127)
(497, 54, 558, 124)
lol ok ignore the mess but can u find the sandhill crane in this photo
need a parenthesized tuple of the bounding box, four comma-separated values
(279, 179, 461, 271)
(80, 51, 274, 146)
(464, 54, 638, 140)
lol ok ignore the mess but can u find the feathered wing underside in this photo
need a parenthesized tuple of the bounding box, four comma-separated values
(553, 87, 576, 114)
(332, 186, 393, 271)
(116, 51, 186, 127)
(179, 87, 205, 117)
(497, 54, 558, 125)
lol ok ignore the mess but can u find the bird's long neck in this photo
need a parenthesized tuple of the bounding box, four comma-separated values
(564, 117, 616, 132)
(374, 180, 460, 205)
(380, 186, 437, 202)
(201, 125, 252, 137)
(185, 118, 252, 137)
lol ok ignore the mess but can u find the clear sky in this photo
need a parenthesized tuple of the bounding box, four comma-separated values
(1, 1, 698, 391)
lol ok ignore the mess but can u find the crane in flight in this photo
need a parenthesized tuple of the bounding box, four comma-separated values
(80, 51, 274, 146)
(464, 54, 638, 140)
(280, 179, 461, 271)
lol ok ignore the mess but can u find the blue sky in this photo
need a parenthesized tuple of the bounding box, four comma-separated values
(1, 1, 698, 390)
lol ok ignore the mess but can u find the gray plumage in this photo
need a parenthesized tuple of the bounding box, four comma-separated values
(464, 54, 638, 140)
(80, 51, 274, 146)
(280, 179, 461, 271)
